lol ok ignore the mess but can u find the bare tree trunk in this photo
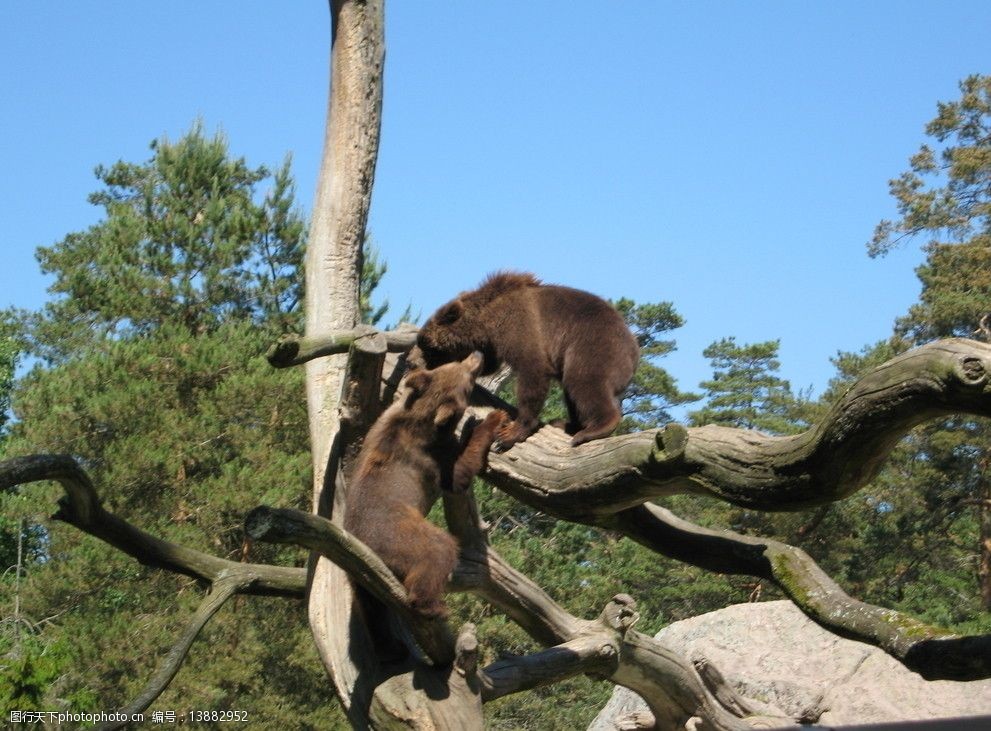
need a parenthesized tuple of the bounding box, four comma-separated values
(304, 0, 384, 724)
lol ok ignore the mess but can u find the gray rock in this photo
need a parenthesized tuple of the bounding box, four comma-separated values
(588, 601, 991, 729)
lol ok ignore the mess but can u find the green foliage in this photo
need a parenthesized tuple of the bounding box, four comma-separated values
(863, 74, 991, 616)
(901, 235, 991, 341)
(23, 122, 305, 362)
(689, 337, 808, 435)
(0, 315, 18, 440)
(869, 74, 991, 258)
(0, 634, 94, 715)
(0, 316, 28, 606)
(614, 298, 699, 431)
(3, 126, 349, 727)
(808, 341, 989, 625)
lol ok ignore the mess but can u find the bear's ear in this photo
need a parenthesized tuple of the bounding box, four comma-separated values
(405, 369, 432, 395)
(435, 300, 464, 325)
(462, 351, 484, 376)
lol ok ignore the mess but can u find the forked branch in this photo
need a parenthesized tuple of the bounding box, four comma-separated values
(0, 455, 307, 719)
(246, 500, 761, 730)
(271, 332, 991, 516)
(245, 505, 456, 666)
(266, 332, 991, 682)
(0, 455, 305, 596)
(94, 575, 246, 731)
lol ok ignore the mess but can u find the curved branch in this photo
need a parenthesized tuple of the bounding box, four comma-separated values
(606, 503, 991, 681)
(0, 455, 310, 722)
(249, 499, 757, 729)
(245, 506, 455, 666)
(95, 574, 245, 731)
(0, 455, 305, 596)
(269, 334, 991, 516)
(441, 456, 779, 727)
(484, 338, 991, 517)
(474, 600, 625, 703)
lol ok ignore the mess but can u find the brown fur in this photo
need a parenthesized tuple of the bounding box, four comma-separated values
(344, 352, 508, 618)
(415, 271, 640, 448)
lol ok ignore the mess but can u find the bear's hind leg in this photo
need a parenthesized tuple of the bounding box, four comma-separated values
(565, 377, 623, 446)
(400, 518, 459, 619)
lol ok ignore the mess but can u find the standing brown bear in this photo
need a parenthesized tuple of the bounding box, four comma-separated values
(414, 272, 640, 448)
(344, 351, 508, 619)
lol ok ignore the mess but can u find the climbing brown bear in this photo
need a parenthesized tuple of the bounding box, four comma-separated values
(344, 351, 508, 619)
(414, 272, 640, 448)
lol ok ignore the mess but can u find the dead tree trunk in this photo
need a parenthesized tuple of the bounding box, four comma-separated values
(302, 1, 484, 727)
(303, 0, 387, 726)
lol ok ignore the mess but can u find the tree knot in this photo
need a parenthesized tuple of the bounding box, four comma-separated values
(649, 423, 688, 469)
(600, 593, 639, 634)
(266, 333, 301, 367)
(954, 355, 989, 387)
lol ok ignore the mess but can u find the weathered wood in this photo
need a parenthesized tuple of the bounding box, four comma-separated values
(442, 478, 762, 728)
(0, 454, 305, 596)
(0, 455, 306, 720)
(250, 482, 755, 729)
(246, 506, 455, 666)
(484, 338, 991, 517)
(303, 1, 385, 724)
(605, 503, 991, 681)
(267, 326, 418, 368)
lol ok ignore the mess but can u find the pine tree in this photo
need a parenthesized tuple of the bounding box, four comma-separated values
(1, 125, 350, 726)
(689, 337, 806, 435)
(23, 122, 305, 362)
(868, 74, 991, 613)
(613, 298, 699, 431)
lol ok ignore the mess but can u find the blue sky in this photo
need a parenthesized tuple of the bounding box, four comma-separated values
(2, 2, 989, 414)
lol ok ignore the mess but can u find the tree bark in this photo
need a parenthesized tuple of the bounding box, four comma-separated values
(301, 3, 484, 727)
(481, 338, 991, 517)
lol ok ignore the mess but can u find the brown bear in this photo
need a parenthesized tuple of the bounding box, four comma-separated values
(414, 272, 640, 448)
(344, 351, 508, 619)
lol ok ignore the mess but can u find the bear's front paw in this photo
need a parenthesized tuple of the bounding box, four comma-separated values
(495, 419, 533, 450)
(483, 409, 511, 431)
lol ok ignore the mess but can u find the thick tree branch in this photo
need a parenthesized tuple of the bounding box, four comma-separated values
(475, 611, 621, 703)
(484, 338, 991, 517)
(245, 505, 455, 665)
(248, 495, 760, 729)
(267, 325, 418, 368)
(262, 327, 991, 683)
(0, 455, 305, 596)
(605, 503, 991, 681)
(446, 473, 761, 729)
(465, 341, 991, 680)
(276, 331, 991, 518)
(303, 4, 388, 724)
(0, 455, 307, 718)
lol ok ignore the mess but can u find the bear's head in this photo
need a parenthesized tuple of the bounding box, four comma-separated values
(415, 272, 539, 372)
(415, 297, 476, 369)
(404, 351, 484, 429)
